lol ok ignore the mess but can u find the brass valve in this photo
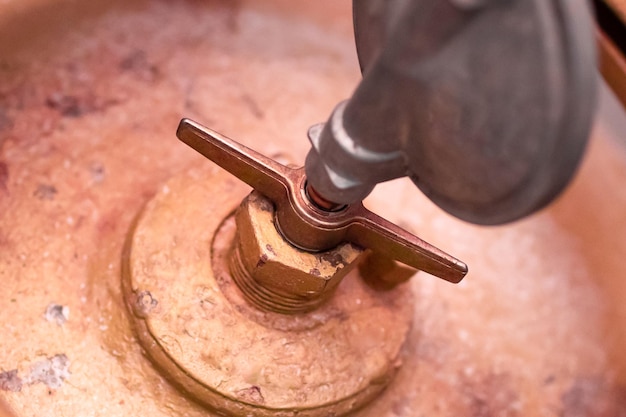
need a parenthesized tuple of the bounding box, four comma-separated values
(229, 191, 363, 314)
(177, 118, 468, 298)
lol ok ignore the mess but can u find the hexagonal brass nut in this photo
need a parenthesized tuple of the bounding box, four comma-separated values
(231, 192, 363, 312)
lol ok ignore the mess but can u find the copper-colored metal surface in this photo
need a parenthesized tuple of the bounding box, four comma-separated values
(0, 400, 14, 417)
(123, 166, 413, 416)
(177, 119, 467, 284)
(603, 0, 626, 20)
(596, 0, 626, 107)
(305, 182, 345, 212)
(599, 30, 626, 108)
(231, 191, 363, 313)
(0, 1, 625, 416)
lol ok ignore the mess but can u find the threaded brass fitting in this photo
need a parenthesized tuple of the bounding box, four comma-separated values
(229, 191, 363, 314)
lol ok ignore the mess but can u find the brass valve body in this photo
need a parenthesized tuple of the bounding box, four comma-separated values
(230, 191, 363, 314)
(122, 166, 413, 417)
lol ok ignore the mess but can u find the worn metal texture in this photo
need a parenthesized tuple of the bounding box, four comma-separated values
(306, 0, 597, 226)
(0, 1, 625, 416)
(230, 191, 364, 313)
(123, 166, 413, 416)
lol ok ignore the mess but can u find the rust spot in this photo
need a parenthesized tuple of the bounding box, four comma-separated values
(222, 0, 242, 32)
(256, 197, 273, 212)
(561, 377, 626, 417)
(98, 217, 117, 234)
(265, 244, 276, 256)
(89, 163, 106, 183)
(391, 399, 410, 415)
(256, 253, 269, 268)
(181, 0, 242, 32)
(24, 354, 69, 389)
(320, 252, 344, 267)
(0, 109, 13, 132)
(544, 375, 555, 385)
(45, 92, 116, 118)
(0, 369, 22, 392)
(46, 94, 85, 117)
(462, 373, 520, 417)
(34, 184, 58, 200)
(134, 290, 158, 318)
(309, 268, 321, 276)
(327, 309, 349, 323)
(236, 385, 265, 405)
(119, 50, 146, 70)
(119, 50, 159, 82)
(0, 161, 8, 192)
(240, 94, 264, 119)
(0, 356, 71, 393)
(45, 303, 69, 326)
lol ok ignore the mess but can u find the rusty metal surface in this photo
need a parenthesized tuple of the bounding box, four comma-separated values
(0, 1, 625, 416)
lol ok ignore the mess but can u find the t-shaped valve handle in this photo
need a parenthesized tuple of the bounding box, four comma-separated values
(177, 118, 468, 284)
